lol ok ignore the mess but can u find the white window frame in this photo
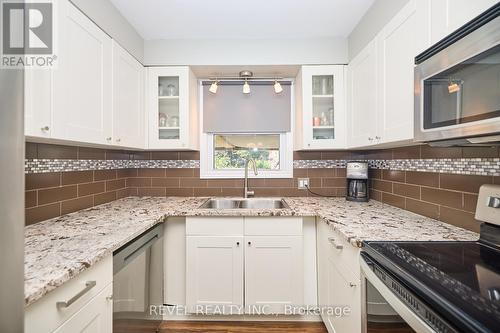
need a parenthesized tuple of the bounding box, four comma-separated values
(199, 79, 295, 179)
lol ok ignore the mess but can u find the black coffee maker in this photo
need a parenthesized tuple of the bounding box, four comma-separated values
(346, 161, 369, 202)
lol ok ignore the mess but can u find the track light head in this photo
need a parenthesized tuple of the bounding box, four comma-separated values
(209, 80, 218, 94)
(243, 79, 251, 94)
(274, 80, 283, 93)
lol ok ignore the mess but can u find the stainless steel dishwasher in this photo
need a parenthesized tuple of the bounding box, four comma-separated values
(113, 224, 164, 333)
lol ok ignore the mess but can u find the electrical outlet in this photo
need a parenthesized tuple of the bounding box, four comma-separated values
(298, 178, 309, 189)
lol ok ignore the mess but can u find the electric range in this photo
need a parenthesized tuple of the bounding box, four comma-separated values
(360, 184, 500, 333)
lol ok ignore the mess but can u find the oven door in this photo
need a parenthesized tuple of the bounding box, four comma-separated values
(360, 254, 440, 333)
(414, 12, 500, 143)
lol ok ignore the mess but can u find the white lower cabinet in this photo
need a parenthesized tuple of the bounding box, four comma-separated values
(185, 236, 244, 312)
(245, 236, 303, 314)
(53, 283, 112, 333)
(317, 220, 361, 333)
(185, 217, 304, 315)
(25, 256, 113, 333)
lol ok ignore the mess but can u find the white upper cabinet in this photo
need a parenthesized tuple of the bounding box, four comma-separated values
(347, 40, 378, 148)
(147, 67, 199, 150)
(112, 41, 145, 149)
(430, 0, 499, 44)
(347, 0, 430, 148)
(375, 0, 430, 145)
(295, 65, 346, 150)
(52, 0, 113, 145)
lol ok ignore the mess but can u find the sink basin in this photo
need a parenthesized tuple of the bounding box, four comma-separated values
(199, 198, 289, 210)
(199, 198, 241, 209)
(239, 199, 289, 209)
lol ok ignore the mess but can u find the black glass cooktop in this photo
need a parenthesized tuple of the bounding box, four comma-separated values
(363, 237, 500, 333)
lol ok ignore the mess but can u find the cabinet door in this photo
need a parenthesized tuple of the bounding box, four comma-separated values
(53, 283, 112, 333)
(430, 0, 498, 44)
(52, 0, 112, 144)
(301, 65, 346, 149)
(245, 236, 303, 314)
(25, 69, 53, 138)
(186, 236, 244, 312)
(347, 39, 378, 148)
(148, 67, 190, 149)
(324, 256, 361, 333)
(112, 41, 145, 149)
(376, 0, 429, 144)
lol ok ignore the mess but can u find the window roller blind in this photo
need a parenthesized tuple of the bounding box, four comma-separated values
(203, 82, 291, 133)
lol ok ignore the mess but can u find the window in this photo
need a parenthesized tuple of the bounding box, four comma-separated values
(199, 79, 294, 179)
(214, 134, 280, 170)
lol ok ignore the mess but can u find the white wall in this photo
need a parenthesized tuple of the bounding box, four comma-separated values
(144, 37, 348, 66)
(70, 0, 144, 62)
(348, 0, 409, 60)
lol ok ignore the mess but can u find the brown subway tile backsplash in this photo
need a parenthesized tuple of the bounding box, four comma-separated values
(26, 203, 60, 226)
(26, 172, 60, 190)
(61, 196, 93, 215)
(62, 171, 94, 185)
(78, 181, 105, 197)
(38, 185, 77, 205)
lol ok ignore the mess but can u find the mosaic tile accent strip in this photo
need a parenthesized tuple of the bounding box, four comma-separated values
(293, 158, 500, 176)
(25, 158, 500, 176)
(25, 159, 200, 174)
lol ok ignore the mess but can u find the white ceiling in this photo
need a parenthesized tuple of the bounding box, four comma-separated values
(110, 0, 375, 40)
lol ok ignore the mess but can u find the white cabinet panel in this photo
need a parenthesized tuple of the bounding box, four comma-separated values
(376, 0, 429, 144)
(186, 236, 244, 312)
(52, 0, 112, 144)
(147, 67, 198, 150)
(112, 41, 145, 149)
(430, 0, 498, 44)
(347, 39, 378, 148)
(295, 65, 346, 150)
(53, 283, 112, 333)
(324, 256, 361, 333)
(244, 236, 303, 314)
(25, 69, 53, 138)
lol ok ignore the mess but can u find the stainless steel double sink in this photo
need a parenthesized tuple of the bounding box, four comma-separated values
(199, 198, 290, 210)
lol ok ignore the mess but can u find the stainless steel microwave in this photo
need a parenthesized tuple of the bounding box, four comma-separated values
(414, 4, 500, 145)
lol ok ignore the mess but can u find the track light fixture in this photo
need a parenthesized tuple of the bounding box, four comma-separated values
(274, 80, 283, 94)
(207, 71, 286, 95)
(209, 79, 218, 94)
(243, 79, 251, 94)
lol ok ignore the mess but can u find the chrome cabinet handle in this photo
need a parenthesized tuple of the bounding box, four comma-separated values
(236, 242, 240, 246)
(106, 294, 113, 301)
(41, 126, 50, 132)
(375, 136, 381, 140)
(368, 137, 373, 141)
(106, 137, 112, 141)
(328, 237, 343, 250)
(116, 138, 121, 143)
(248, 241, 252, 246)
(349, 282, 357, 287)
(56, 281, 96, 308)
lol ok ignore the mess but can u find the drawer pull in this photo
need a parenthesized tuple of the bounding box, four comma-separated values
(328, 237, 343, 250)
(56, 281, 96, 308)
(349, 282, 357, 287)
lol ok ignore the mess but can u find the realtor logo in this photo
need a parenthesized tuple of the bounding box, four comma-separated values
(1, 0, 56, 68)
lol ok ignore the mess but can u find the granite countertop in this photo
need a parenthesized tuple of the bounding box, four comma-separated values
(25, 196, 479, 307)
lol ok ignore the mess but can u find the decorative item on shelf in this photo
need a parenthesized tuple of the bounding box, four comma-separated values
(159, 113, 168, 127)
(321, 77, 329, 95)
(169, 116, 180, 128)
(166, 84, 177, 96)
(158, 84, 164, 96)
(313, 117, 321, 127)
(328, 108, 334, 126)
(321, 111, 328, 126)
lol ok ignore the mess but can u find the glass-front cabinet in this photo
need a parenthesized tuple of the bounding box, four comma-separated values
(296, 65, 346, 149)
(147, 67, 198, 149)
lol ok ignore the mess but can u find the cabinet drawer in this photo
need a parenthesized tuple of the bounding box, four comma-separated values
(321, 221, 361, 280)
(244, 217, 302, 236)
(186, 217, 244, 236)
(25, 255, 113, 333)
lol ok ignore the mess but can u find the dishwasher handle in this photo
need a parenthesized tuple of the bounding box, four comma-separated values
(113, 224, 163, 274)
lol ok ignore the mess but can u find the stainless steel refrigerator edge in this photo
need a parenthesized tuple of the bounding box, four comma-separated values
(0, 64, 25, 328)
